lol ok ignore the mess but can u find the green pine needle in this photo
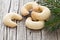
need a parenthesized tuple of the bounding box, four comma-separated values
(36, 0, 60, 31)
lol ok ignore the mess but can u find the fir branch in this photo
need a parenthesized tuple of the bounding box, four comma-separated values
(36, 0, 60, 31)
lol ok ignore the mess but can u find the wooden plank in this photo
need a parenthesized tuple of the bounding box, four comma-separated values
(42, 29, 57, 40)
(57, 29, 60, 40)
(6, 0, 19, 40)
(17, 0, 26, 40)
(9, 0, 19, 12)
(23, 0, 42, 40)
(24, 0, 34, 40)
(0, 1, 3, 40)
(26, 29, 33, 40)
(23, 0, 34, 40)
(40, 0, 57, 40)
(1, 0, 10, 40)
(31, 0, 42, 40)
(32, 30, 42, 40)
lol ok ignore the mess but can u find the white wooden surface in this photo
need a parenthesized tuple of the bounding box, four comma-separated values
(0, 0, 59, 40)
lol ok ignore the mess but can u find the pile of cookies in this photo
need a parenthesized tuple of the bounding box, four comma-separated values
(3, 2, 51, 30)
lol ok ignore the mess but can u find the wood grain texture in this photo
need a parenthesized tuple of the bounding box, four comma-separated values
(0, 1, 3, 40)
(42, 29, 57, 40)
(7, 0, 19, 40)
(57, 29, 60, 40)
(41, 0, 58, 40)
(17, 0, 26, 40)
(0, 0, 59, 40)
(1, 0, 10, 40)
(24, 0, 33, 40)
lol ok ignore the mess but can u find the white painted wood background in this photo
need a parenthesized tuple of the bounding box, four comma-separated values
(0, 0, 60, 40)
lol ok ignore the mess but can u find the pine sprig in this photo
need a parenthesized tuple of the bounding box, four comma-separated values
(36, 0, 60, 31)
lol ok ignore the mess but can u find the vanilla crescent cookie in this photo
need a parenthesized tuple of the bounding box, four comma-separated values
(3, 12, 22, 28)
(31, 5, 51, 21)
(21, 2, 39, 16)
(25, 17, 45, 30)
